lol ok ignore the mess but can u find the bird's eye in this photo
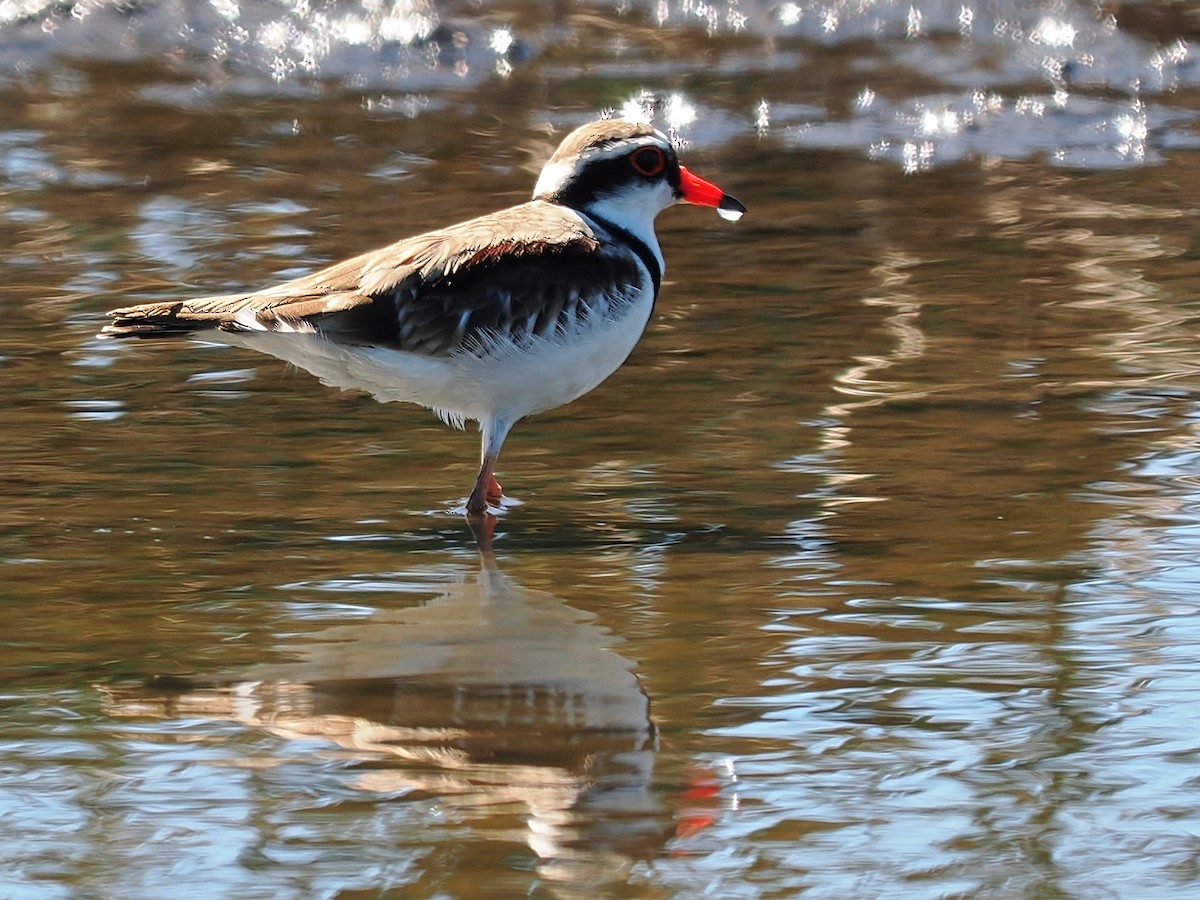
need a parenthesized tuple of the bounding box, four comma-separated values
(629, 147, 667, 177)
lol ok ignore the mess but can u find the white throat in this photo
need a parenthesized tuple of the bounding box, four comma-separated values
(576, 182, 674, 276)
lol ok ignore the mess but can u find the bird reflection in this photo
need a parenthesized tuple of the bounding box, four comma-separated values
(101, 540, 667, 864)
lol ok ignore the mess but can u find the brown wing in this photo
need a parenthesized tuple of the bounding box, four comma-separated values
(103, 201, 645, 356)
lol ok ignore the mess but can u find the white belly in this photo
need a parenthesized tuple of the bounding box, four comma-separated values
(216, 297, 655, 429)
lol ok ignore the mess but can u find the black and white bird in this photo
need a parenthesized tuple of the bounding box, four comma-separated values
(102, 119, 746, 517)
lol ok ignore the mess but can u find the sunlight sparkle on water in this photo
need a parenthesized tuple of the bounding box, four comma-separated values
(489, 27, 513, 55)
(618, 91, 696, 131)
(210, 0, 239, 22)
(778, 2, 801, 26)
(664, 93, 697, 130)
(1115, 107, 1147, 162)
(334, 14, 374, 44)
(1015, 96, 1046, 117)
(1031, 17, 1076, 48)
(905, 6, 922, 39)
(378, 2, 437, 44)
(918, 107, 961, 137)
(971, 89, 1003, 116)
(902, 140, 934, 174)
(755, 99, 770, 137)
(619, 92, 654, 123)
(958, 5, 974, 35)
(490, 26, 514, 75)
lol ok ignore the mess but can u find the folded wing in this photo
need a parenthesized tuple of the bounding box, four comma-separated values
(103, 201, 645, 358)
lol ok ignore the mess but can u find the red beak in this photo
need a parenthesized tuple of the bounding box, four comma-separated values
(678, 166, 746, 220)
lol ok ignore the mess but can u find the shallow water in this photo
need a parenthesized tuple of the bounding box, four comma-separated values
(3, 1, 1200, 896)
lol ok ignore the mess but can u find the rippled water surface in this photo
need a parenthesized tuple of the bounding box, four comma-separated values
(3, 0, 1200, 896)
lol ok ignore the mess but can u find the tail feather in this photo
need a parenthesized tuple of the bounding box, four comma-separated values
(100, 290, 349, 339)
(101, 294, 259, 339)
(104, 297, 225, 340)
(102, 302, 193, 338)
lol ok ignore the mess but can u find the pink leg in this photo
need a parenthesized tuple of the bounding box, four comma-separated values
(466, 454, 497, 518)
(465, 417, 512, 519)
(487, 475, 503, 503)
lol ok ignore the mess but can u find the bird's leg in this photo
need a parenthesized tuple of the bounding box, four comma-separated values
(465, 417, 512, 519)
(466, 454, 497, 518)
(487, 475, 503, 503)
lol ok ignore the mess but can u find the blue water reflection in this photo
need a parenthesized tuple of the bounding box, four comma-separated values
(97, 549, 666, 878)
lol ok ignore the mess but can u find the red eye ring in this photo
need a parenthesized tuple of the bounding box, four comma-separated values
(630, 146, 667, 177)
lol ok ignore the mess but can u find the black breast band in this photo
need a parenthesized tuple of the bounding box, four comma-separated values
(584, 212, 662, 298)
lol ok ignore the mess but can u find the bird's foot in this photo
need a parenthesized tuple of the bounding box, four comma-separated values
(464, 489, 490, 520)
(464, 483, 507, 520)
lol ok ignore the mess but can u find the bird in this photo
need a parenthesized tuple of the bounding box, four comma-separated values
(101, 118, 746, 518)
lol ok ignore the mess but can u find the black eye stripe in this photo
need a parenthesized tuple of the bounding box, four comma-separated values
(548, 144, 678, 209)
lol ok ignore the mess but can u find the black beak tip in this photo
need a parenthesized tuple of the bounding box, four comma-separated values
(718, 193, 747, 221)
